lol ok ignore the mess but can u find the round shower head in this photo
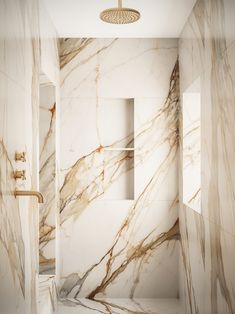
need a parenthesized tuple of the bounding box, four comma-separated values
(100, 0, 140, 24)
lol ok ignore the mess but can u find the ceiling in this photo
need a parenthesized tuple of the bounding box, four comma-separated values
(42, 0, 196, 38)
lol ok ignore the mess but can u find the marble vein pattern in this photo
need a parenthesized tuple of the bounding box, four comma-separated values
(0, 0, 59, 312)
(0, 140, 25, 313)
(59, 38, 95, 70)
(39, 0, 60, 276)
(39, 85, 56, 274)
(179, 0, 235, 313)
(204, 0, 235, 312)
(58, 298, 182, 314)
(0, 0, 41, 313)
(182, 79, 201, 213)
(179, 205, 205, 314)
(58, 39, 180, 299)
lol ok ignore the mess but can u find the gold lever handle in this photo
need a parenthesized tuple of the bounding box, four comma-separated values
(15, 152, 26, 162)
(14, 190, 44, 203)
(14, 170, 26, 180)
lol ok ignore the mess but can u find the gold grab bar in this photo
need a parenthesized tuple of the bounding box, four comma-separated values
(14, 190, 44, 203)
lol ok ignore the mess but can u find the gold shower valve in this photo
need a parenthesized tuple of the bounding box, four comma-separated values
(14, 170, 26, 180)
(15, 152, 26, 162)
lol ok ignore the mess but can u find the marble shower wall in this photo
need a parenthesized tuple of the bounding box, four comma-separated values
(0, 1, 40, 313)
(59, 38, 180, 299)
(39, 1, 60, 275)
(179, 0, 235, 313)
(39, 84, 56, 275)
(0, 0, 59, 313)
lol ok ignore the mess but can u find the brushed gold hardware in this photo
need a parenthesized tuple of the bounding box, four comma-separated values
(14, 190, 44, 203)
(14, 170, 26, 180)
(15, 152, 26, 162)
(100, 0, 140, 24)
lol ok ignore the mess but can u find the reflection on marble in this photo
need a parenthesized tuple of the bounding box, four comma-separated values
(58, 298, 182, 314)
(58, 38, 180, 299)
(179, 0, 235, 313)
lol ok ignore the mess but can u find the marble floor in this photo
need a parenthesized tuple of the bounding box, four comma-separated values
(58, 298, 182, 314)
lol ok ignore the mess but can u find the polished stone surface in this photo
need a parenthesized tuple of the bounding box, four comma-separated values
(39, 275, 57, 314)
(0, 0, 40, 312)
(58, 298, 182, 314)
(179, 0, 235, 313)
(58, 38, 180, 299)
(0, 0, 59, 313)
(38, 1, 60, 275)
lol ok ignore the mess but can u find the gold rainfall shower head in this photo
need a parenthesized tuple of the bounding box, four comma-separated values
(100, 0, 140, 24)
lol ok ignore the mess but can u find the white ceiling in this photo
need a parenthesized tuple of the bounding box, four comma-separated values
(42, 0, 196, 38)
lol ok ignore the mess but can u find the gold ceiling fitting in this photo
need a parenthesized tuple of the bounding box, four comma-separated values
(100, 0, 140, 24)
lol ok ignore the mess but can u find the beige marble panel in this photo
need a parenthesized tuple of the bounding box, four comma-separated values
(179, 206, 205, 314)
(39, 84, 57, 274)
(203, 0, 235, 236)
(37, 0, 60, 277)
(179, 1, 235, 313)
(0, 0, 59, 313)
(59, 38, 180, 299)
(60, 39, 178, 99)
(58, 298, 182, 314)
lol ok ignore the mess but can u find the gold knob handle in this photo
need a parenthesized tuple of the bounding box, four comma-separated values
(14, 170, 26, 180)
(15, 152, 26, 162)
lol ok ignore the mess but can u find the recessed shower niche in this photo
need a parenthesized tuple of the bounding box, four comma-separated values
(99, 98, 135, 200)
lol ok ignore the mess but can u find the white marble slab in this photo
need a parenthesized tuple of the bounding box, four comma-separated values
(179, 1, 235, 313)
(58, 298, 182, 314)
(182, 78, 201, 213)
(59, 38, 180, 299)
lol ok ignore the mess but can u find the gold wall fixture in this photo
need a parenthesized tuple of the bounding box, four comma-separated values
(15, 152, 26, 162)
(14, 170, 26, 180)
(14, 190, 44, 204)
(100, 0, 140, 24)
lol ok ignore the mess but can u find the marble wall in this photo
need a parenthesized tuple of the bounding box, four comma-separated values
(0, 1, 40, 313)
(39, 83, 57, 275)
(39, 1, 60, 275)
(58, 38, 180, 300)
(0, 0, 59, 313)
(182, 78, 201, 213)
(179, 0, 235, 313)
(39, 275, 57, 314)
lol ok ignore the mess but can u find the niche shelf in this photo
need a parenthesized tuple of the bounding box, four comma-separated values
(100, 98, 135, 200)
(104, 147, 134, 151)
